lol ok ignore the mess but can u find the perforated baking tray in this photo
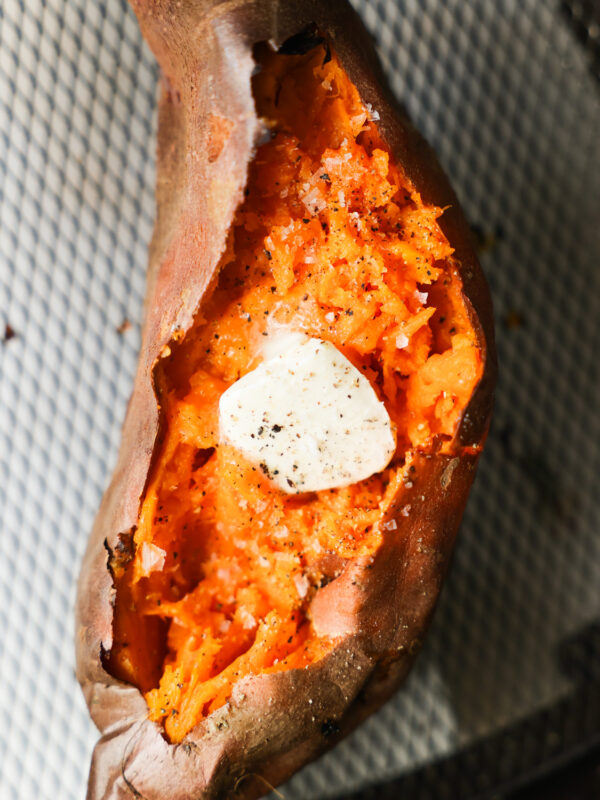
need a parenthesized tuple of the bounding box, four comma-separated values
(1, 1, 599, 798)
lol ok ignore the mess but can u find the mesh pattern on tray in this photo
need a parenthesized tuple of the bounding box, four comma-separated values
(1, 1, 599, 798)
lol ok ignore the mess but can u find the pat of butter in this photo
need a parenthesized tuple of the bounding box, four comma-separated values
(219, 337, 395, 493)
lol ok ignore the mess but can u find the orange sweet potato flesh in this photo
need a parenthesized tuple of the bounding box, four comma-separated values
(76, 3, 495, 799)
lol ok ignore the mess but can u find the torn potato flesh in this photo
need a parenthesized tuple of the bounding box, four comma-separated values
(107, 42, 483, 743)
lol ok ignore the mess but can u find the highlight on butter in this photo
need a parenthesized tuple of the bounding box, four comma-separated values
(219, 336, 396, 493)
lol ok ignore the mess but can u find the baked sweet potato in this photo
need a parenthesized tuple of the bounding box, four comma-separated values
(76, 1, 496, 798)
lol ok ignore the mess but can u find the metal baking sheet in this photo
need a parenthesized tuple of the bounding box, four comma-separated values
(1, 1, 599, 798)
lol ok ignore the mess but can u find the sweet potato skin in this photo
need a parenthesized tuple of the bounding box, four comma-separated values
(75, 1, 496, 798)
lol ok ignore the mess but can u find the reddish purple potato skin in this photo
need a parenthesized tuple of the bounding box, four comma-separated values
(75, 1, 496, 798)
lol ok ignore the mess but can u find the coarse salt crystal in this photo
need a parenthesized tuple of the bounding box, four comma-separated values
(415, 290, 428, 304)
(325, 311, 335, 323)
(301, 186, 327, 214)
(239, 608, 256, 630)
(400, 504, 412, 517)
(294, 573, 310, 598)
(383, 519, 397, 531)
(396, 332, 409, 349)
(350, 211, 361, 230)
(219, 619, 231, 634)
(365, 103, 380, 121)
(140, 543, 166, 575)
(350, 112, 367, 129)
(323, 156, 342, 171)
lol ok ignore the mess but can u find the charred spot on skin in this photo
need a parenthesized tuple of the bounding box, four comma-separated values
(278, 23, 325, 56)
(207, 113, 235, 164)
(320, 719, 340, 738)
(317, 574, 333, 589)
(105, 530, 136, 578)
(408, 638, 422, 656)
(99, 642, 111, 671)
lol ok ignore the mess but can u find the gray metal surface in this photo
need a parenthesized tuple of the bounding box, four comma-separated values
(1, 1, 599, 798)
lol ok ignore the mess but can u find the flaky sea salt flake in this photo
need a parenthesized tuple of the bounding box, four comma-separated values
(140, 542, 166, 575)
(294, 573, 310, 598)
(396, 332, 409, 349)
